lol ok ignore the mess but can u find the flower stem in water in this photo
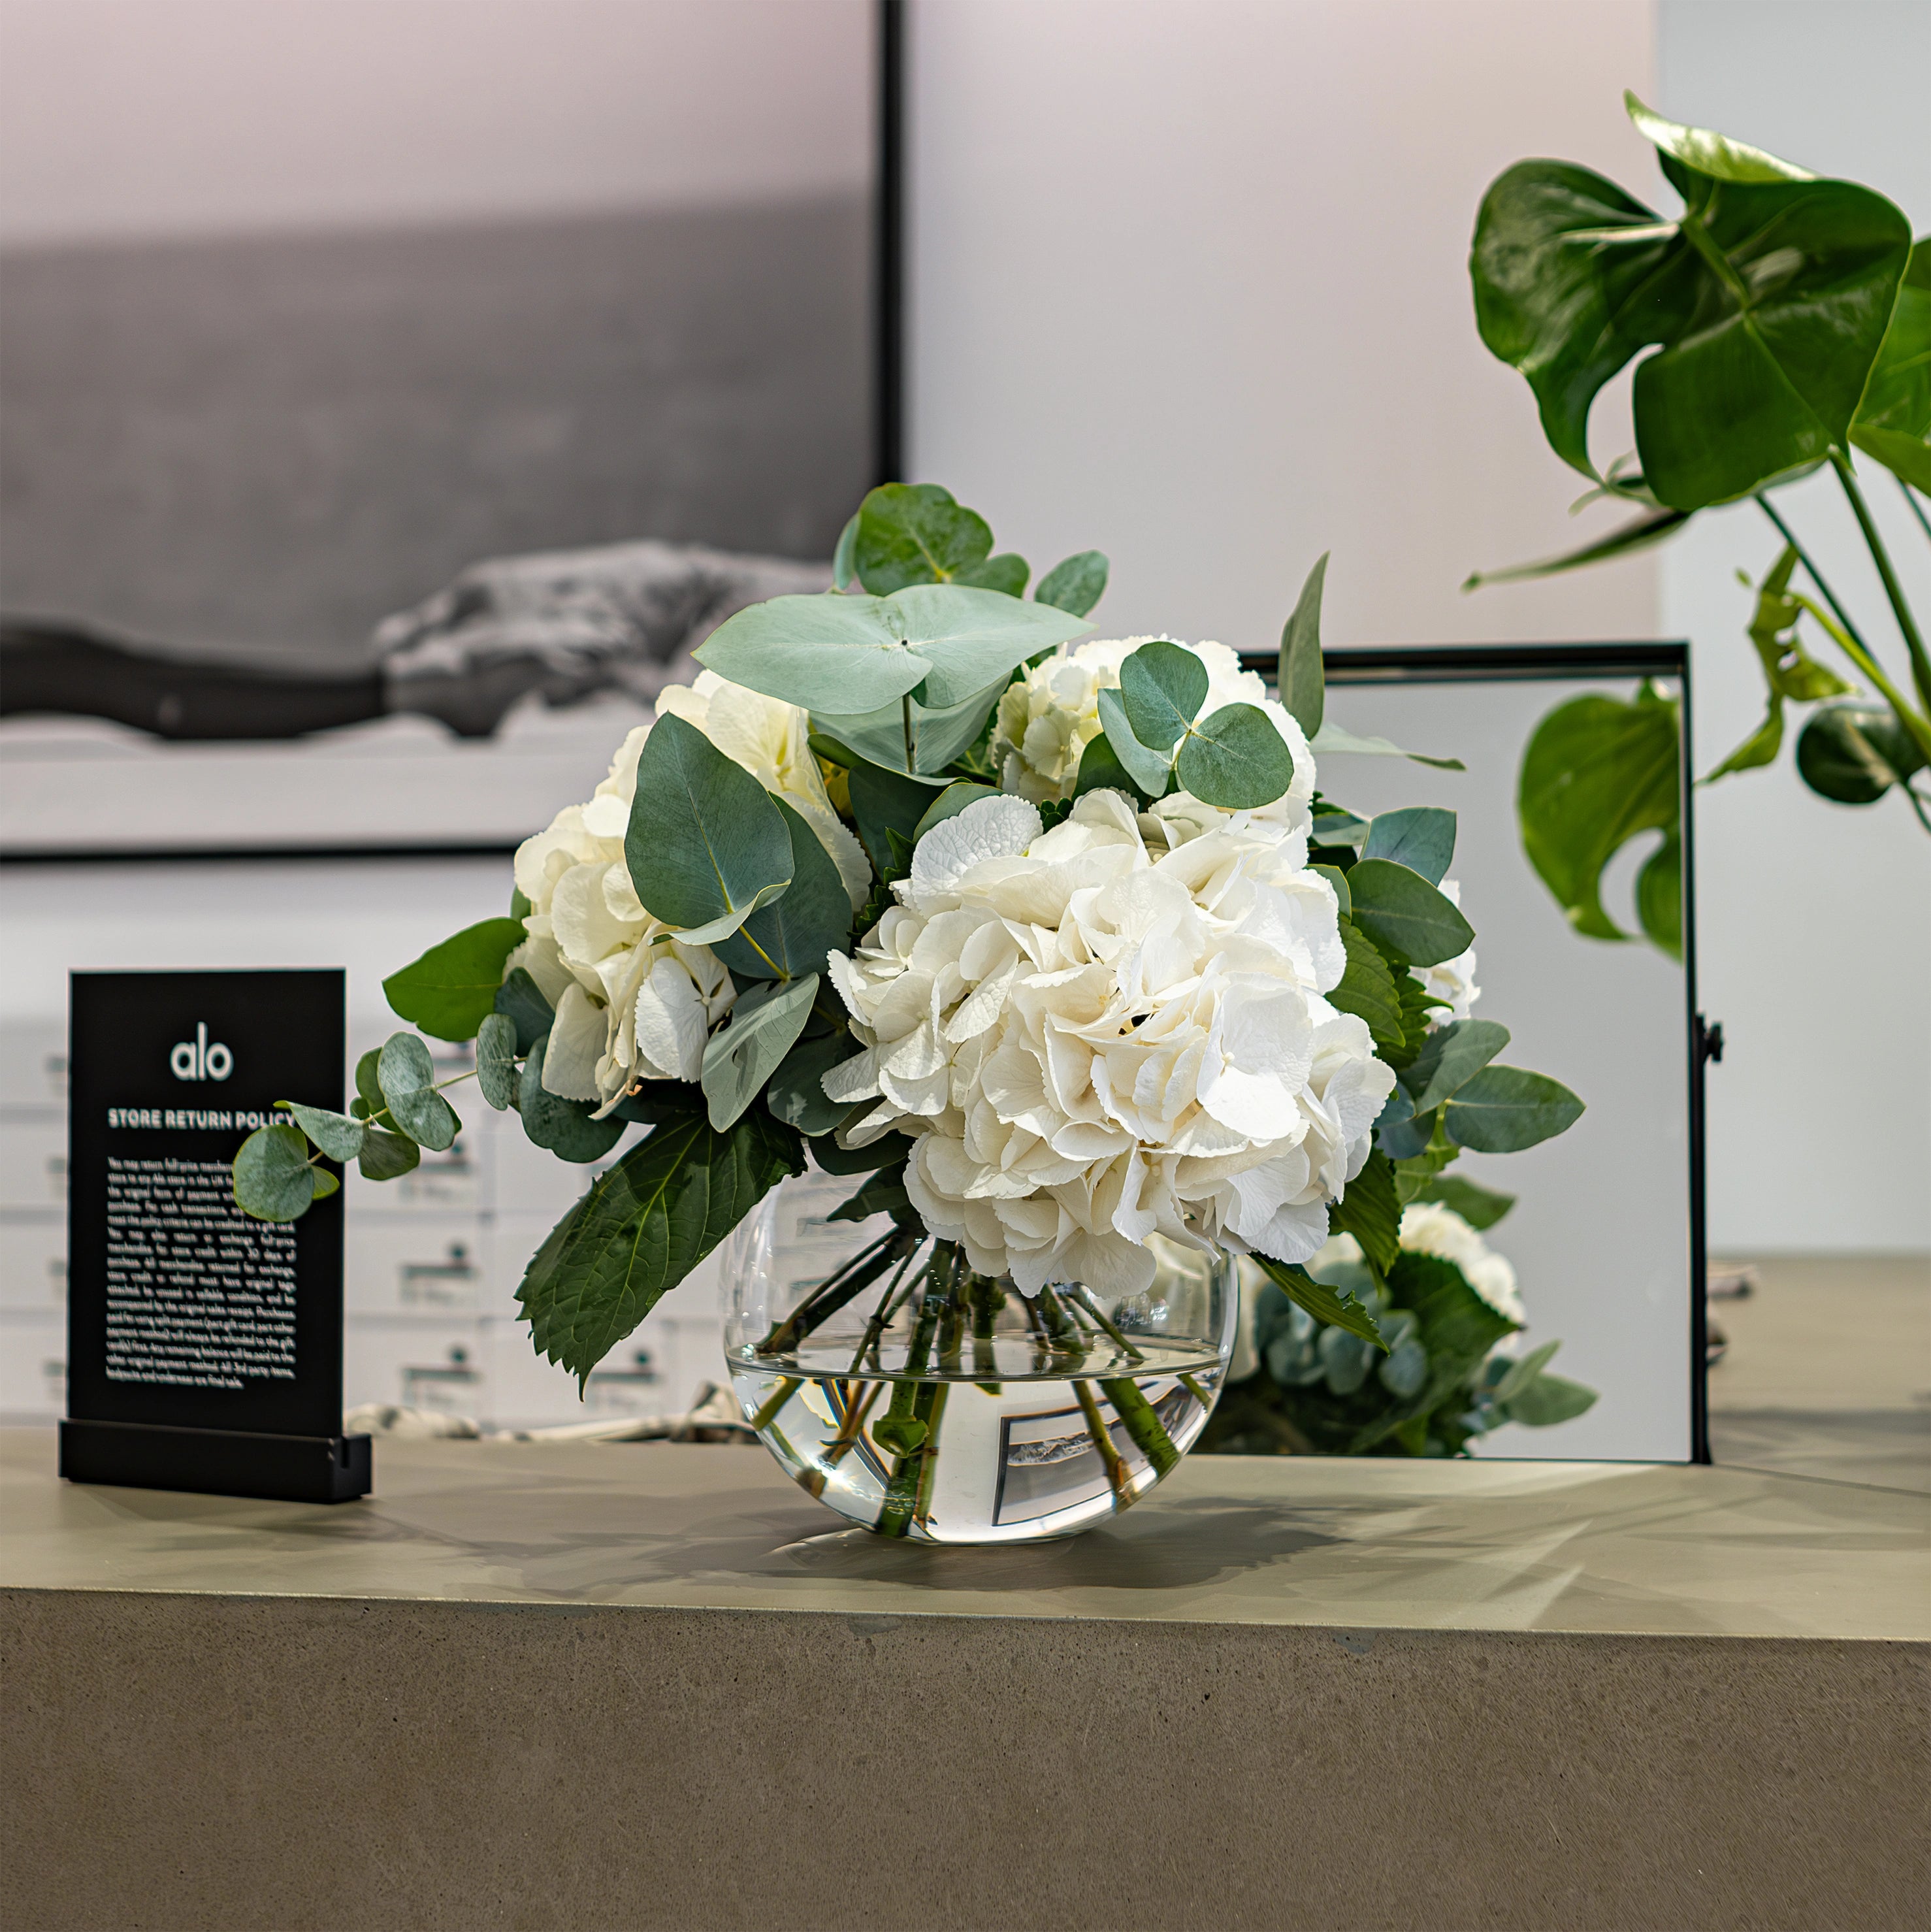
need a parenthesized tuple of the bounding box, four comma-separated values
(1099, 1376, 1181, 1478)
(750, 1376, 802, 1432)
(1074, 1379, 1130, 1497)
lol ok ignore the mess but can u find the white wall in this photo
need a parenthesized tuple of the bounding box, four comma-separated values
(1659, 0, 1930, 1254)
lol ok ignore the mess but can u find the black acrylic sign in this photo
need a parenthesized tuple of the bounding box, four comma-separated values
(61, 970, 369, 1501)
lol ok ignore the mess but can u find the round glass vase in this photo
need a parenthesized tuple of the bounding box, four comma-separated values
(720, 1167, 1237, 1545)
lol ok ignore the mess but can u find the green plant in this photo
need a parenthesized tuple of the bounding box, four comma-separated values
(1468, 93, 1930, 952)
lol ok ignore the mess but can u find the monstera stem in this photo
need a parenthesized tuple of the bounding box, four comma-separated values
(1832, 455, 1931, 716)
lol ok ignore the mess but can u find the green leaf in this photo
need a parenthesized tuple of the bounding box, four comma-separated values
(1312, 862, 1350, 919)
(712, 800, 852, 982)
(1346, 859, 1475, 968)
(1493, 1339, 1563, 1405)
(232, 1124, 323, 1222)
(1795, 702, 1927, 804)
(1035, 550, 1109, 617)
(626, 712, 794, 945)
(308, 1166, 340, 1201)
(815, 681, 999, 780)
(1501, 1367, 1598, 1427)
(1517, 685, 1679, 944)
(509, 885, 532, 920)
(913, 780, 998, 842)
(852, 482, 994, 593)
(956, 553, 1030, 596)
(1327, 1149, 1401, 1280)
(1472, 99, 1913, 511)
(1118, 640, 1209, 751)
(1362, 806, 1455, 885)
(808, 1128, 914, 1175)
(351, 1047, 384, 1119)
(358, 1125, 421, 1182)
(1308, 720, 1465, 770)
(1443, 1065, 1585, 1153)
(1095, 687, 1173, 796)
(1327, 915, 1406, 1053)
(1276, 551, 1328, 738)
(828, 1158, 914, 1225)
(1407, 1171, 1516, 1230)
(1402, 1019, 1510, 1113)
(493, 968, 555, 1056)
(1175, 703, 1294, 808)
(1253, 1256, 1385, 1350)
(766, 1029, 856, 1137)
(377, 1034, 459, 1151)
(832, 511, 860, 591)
(1463, 506, 1693, 589)
(1073, 731, 1148, 803)
(381, 918, 528, 1043)
(1636, 828, 1683, 959)
(700, 975, 819, 1131)
(519, 1108, 803, 1384)
(1378, 1107, 1438, 1163)
(276, 1101, 365, 1162)
(476, 1012, 519, 1111)
(846, 755, 944, 876)
(518, 1035, 626, 1163)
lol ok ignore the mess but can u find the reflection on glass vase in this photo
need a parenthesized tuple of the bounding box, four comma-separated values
(721, 1168, 1237, 1545)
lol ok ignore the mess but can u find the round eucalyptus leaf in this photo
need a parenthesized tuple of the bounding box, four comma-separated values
(378, 1032, 460, 1151)
(1118, 640, 1209, 751)
(519, 1036, 626, 1163)
(358, 1126, 421, 1183)
(853, 482, 993, 593)
(1378, 1336, 1429, 1399)
(1094, 686, 1173, 797)
(1034, 549, 1109, 617)
(476, 1012, 519, 1111)
(277, 1101, 365, 1162)
(233, 1124, 320, 1222)
(1174, 703, 1295, 808)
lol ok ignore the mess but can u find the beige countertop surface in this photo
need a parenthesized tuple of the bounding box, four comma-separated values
(5, 1427, 1925, 1641)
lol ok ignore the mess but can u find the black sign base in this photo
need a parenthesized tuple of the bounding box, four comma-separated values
(59, 1419, 371, 1504)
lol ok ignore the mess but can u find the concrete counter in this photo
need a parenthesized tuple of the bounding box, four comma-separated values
(4, 1430, 1926, 1929)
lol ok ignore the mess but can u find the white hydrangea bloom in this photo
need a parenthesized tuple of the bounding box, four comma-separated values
(1413, 879, 1480, 1024)
(508, 670, 864, 1111)
(824, 783, 1394, 1298)
(1311, 1201, 1522, 1324)
(992, 636, 1290, 804)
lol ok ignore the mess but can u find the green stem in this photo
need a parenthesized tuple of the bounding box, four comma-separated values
(760, 1228, 909, 1354)
(902, 692, 915, 770)
(1900, 476, 1931, 548)
(1832, 453, 1931, 715)
(848, 1243, 928, 1371)
(1073, 1381, 1130, 1497)
(1098, 1377, 1182, 1480)
(1063, 1283, 1145, 1364)
(911, 1382, 949, 1529)
(750, 1377, 802, 1432)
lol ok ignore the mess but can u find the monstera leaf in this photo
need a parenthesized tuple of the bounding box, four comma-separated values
(1472, 92, 1913, 512)
(1850, 237, 1931, 490)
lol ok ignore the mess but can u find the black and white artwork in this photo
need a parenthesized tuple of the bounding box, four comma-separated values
(0, 0, 881, 853)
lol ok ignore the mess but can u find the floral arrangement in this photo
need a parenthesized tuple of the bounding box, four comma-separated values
(233, 484, 1585, 1514)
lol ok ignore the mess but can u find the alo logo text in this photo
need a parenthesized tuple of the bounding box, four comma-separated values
(170, 1022, 233, 1083)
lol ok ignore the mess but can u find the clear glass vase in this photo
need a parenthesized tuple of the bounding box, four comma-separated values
(720, 1167, 1237, 1544)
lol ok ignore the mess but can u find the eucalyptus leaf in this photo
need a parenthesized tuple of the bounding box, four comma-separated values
(308, 1166, 340, 1201)
(232, 1124, 323, 1222)
(832, 511, 860, 591)
(913, 781, 998, 842)
(493, 968, 555, 1056)
(700, 975, 820, 1131)
(1277, 551, 1328, 738)
(1406, 1172, 1516, 1230)
(815, 678, 1005, 779)
(377, 1034, 459, 1151)
(626, 712, 794, 943)
(1073, 731, 1146, 802)
(357, 1125, 421, 1182)
(852, 482, 994, 592)
(1252, 1255, 1385, 1351)
(519, 1035, 626, 1163)
(1403, 1019, 1510, 1113)
(1795, 702, 1926, 804)
(1376, 1108, 1439, 1162)
(352, 1047, 384, 1119)
(1312, 863, 1351, 919)
(1035, 550, 1109, 617)
(766, 1030, 856, 1137)
(1309, 720, 1465, 771)
(1095, 687, 1173, 796)
(847, 757, 947, 874)
(957, 552, 1030, 596)
(1442, 1065, 1585, 1153)
(381, 917, 528, 1042)
(476, 1012, 519, 1111)
(518, 1107, 803, 1384)
(1362, 806, 1455, 885)
(711, 800, 852, 982)
(1500, 1368, 1598, 1428)
(277, 1101, 365, 1162)
(1493, 1339, 1563, 1406)
(1175, 703, 1294, 808)
(1118, 640, 1208, 751)
(1346, 859, 1476, 968)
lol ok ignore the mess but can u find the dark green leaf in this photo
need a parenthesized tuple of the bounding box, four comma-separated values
(626, 713, 794, 945)
(1378, 1107, 1439, 1162)
(808, 1128, 914, 1175)
(1072, 730, 1148, 803)
(377, 1034, 459, 1151)
(1118, 640, 1209, 751)
(1175, 702, 1294, 808)
(1443, 1065, 1585, 1153)
(832, 511, 860, 591)
(1327, 1149, 1400, 1279)
(1795, 702, 1926, 803)
(1501, 1368, 1598, 1427)
(277, 1101, 365, 1162)
(845, 757, 943, 875)
(1327, 915, 1405, 1053)
(956, 552, 1030, 596)
(381, 918, 527, 1042)
(1636, 829, 1683, 959)
(852, 482, 994, 593)
(828, 1159, 915, 1225)
(1362, 806, 1456, 885)
(1276, 552, 1328, 738)
(476, 1012, 519, 1111)
(518, 1108, 803, 1384)
(1035, 549, 1109, 617)
(1407, 1171, 1516, 1230)
(913, 781, 998, 842)
(1403, 1019, 1510, 1113)
(1312, 863, 1351, 919)
(1493, 1339, 1563, 1404)
(352, 1047, 384, 1118)
(493, 968, 555, 1058)
(700, 975, 819, 1131)
(1095, 687, 1173, 796)
(358, 1124, 421, 1182)
(1463, 506, 1693, 590)
(232, 1124, 322, 1222)
(308, 1166, 340, 1201)
(509, 885, 532, 920)
(1346, 859, 1475, 968)
(766, 1030, 856, 1136)
(1252, 1256, 1385, 1350)
(1517, 685, 1679, 944)
(519, 1035, 626, 1163)
(712, 800, 852, 981)
(611, 1081, 707, 1126)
